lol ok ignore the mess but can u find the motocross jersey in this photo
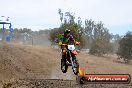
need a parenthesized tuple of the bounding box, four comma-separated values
(58, 34, 75, 45)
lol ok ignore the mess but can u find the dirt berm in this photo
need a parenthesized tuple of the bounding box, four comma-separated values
(0, 43, 132, 88)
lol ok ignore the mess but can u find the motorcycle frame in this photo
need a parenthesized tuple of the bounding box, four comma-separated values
(67, 50, 75, 67)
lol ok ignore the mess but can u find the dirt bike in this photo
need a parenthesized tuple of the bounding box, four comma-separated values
(61, 44, 79, 75)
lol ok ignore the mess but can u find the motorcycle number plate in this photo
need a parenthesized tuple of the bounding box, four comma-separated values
(68, 45, 75, 50)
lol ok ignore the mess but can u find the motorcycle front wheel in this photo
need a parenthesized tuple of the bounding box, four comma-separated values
(61, 59, 68, 73)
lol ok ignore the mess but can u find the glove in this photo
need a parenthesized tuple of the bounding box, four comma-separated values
(75, 41, 80, 45)
(58, 41, 62, 46)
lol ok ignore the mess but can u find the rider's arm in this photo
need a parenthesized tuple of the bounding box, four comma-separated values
(69, 34, 74, 41)
(58, 34, 63, 46)
(69, 34, 80, 45)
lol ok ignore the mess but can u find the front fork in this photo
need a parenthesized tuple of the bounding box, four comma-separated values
(68, 51, 76, 67)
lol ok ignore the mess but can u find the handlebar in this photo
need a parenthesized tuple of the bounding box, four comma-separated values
(62, 44, 67, 46)
(61, 43, 80, 46)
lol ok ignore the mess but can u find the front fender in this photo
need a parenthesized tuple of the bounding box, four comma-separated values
(72, 50, 78, 55)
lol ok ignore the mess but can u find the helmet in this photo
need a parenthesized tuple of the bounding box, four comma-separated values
(64, 29, 70, 34)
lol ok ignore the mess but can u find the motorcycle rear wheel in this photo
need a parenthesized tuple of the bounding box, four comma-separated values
(72, 59, 79, 75)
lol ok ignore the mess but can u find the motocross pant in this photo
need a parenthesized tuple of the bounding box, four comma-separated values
(61, 45, 67, 60)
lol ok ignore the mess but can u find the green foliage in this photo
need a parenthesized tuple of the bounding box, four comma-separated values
(111, 34, 122, 53)
(49, 28, 61, 44)
(38, 29, 50, 35)
(49, 9, 86, 48)
(50, 9, 115, 52)
(84, 19, 113, 55)
(89, 37, 113, 56)
(13, 28, 32, 34)
(117, 31, 132, 63)
(13, 28, 32, 39)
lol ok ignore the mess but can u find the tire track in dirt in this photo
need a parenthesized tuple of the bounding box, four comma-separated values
(1, 44, 132, 88)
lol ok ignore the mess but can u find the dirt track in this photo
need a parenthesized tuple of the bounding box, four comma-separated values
(0, 43, 132, 88)
(3, 79, 132, 88)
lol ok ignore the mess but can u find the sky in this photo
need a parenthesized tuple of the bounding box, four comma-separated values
(0, 0, 132, 35)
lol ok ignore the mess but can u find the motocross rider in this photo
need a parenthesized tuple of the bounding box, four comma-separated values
(58, 29, 80, 63)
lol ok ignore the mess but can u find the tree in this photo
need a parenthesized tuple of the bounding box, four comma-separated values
(49, 9, 86, 49)
(58, 8, 63, 22)
(49, 28, 61, 44)
(87, 21, 113, 56)
(117, 31, 132, 63)
(111, 34, 122, 53)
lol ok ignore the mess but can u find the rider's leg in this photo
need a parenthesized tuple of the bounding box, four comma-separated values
(62, 48, 67, 59)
